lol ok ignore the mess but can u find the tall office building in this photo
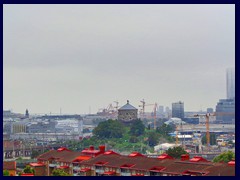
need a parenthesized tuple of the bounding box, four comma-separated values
(172, 101, 184, 119)
(158, 106, 164, 114)
(226, 68, 235, 99)
(216, 99, 235, 124)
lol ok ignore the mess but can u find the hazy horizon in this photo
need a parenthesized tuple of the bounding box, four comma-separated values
(3, 4, 235, 114)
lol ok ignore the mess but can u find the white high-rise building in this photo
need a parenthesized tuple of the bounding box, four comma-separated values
(226, 68, 235, 99)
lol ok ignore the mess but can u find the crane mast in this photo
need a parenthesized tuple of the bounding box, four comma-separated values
(194, 113, 215, 152)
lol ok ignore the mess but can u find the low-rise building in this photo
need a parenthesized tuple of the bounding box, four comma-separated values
(31, 148, 234, 176)
(3, 161, 17, 176)
(35, 146, 105, 176)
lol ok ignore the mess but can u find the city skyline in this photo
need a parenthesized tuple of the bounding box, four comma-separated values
(3, 4, 235, 114)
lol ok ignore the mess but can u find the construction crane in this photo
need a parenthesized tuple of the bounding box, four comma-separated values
(139, 101, 158, 129)
(175, 125, 179, 145)
(194, 113, 215, 152)
(175, 120, 184, 147)
(114, 101, 119, 111)
(139, 99, 146, 119)
(152, 103, 158, 130)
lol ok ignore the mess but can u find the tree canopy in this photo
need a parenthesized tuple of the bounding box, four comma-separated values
(92, 119, 124, 138)
(130, 119, 145, 136)
(52, 169, 70, 176)
(165, 146, 188, 159)
(23, 165, 35, 174)
(3, 170, 10, 176)
(156, 123, 175, 136)
(31, 150, 41, 159)
(213, 151, 235, 163)
(147, 132, 159, 147)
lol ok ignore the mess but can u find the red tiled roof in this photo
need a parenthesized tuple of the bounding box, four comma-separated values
(37, 150, 83, 163)
(128, 152, 145, 157)
(80, 168, 91, 172)
(103, 171, 116, 175)
(57, 147, 71, 152)
(21, 173, 34, 176)
(3, 161, 16, 170)
(72, 156, 92, 162)
(95, 161, 108, 166)
(189, 156, 208, 162)
(104, 151, 119, 155)
(58, 166, 69, 169)
(120, 164, 135, 168)
(29, 162, 45, 167)
(82, 152, 234, 176)
(81, 149, 101, 154)
(149, 166, 166, 172)
(131, 174, 144, 176)
(228, 161, 235, 166)
(182, 170, 209, 176)
(83, 153, 174, 171)
(158, 153, 174, 160)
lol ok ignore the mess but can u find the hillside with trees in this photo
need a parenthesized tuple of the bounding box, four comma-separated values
(65, 119, 175, 154)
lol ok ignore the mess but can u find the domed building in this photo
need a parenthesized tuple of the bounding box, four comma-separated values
(118, 100, 138, 123)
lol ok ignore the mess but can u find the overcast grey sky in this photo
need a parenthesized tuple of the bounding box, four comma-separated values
(3, 4, 235, 114)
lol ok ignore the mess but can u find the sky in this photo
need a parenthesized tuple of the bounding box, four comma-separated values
(3, 4, 235, 114)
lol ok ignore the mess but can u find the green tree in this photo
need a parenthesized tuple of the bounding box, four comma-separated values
(52, 169, 70, 176)
(130, 119, 145, 136)
(156, 124, 175, 136)
(23, 165, 35, 174)
(213, 151, 235, 163)
(202, 133, 216, 145)
(3, 170, 10, 176)
(93, 119, 124, 138)
(129, 136, 139, 143)
(165, 146, 188, 159)
(147, 132, 159, 147)
(31, 150, 41, 159)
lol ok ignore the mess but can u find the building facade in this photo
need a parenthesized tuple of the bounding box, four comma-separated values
(207, 108, 213, 113)
(172, 101, 184, 119)
(215, 99, 235, 124)
(226, 68, 235, 99)
(32, 149, 235, 176)
(118, 100, 138, 123)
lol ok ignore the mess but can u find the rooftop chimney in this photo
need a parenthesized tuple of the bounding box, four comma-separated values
(181, 154, 190, 161)
(89, 146, 94, 150)
(99, 145, 105, 153)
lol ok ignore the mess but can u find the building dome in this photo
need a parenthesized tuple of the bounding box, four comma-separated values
(118, 100, 137, 110)
(118, 100, 138, 123)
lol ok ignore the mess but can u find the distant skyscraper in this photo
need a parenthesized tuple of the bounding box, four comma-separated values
(158, 106, 164, 114)
(165, 106, 171, 118)
(226, 68, 235, 99)
(216, 99, 235, 124)
(172, 101, 184, 119)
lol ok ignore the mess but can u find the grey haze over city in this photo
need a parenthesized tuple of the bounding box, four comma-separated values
(3, 4, 235, 114)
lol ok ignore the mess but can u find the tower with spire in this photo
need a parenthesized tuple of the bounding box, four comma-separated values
(25, 109, 29, 118)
